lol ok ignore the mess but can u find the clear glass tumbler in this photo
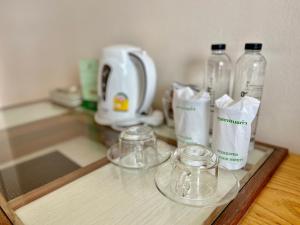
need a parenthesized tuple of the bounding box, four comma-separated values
(170, 145, 218, 200)
(119, 126, 157, 168)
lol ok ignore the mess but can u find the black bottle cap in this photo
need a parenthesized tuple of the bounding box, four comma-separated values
(245, 43, 262, 50)
(211, 44, 226, 51)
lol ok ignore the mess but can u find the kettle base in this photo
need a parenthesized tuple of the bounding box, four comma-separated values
(94, 112, 141, 127)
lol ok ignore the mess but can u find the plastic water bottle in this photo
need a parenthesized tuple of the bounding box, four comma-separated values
(206, 44, 232, 134)
(233, 43, 267, 150)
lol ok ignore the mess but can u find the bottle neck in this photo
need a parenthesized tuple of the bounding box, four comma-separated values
(211, 50, 225, 55)
(244, 49, 261, 54)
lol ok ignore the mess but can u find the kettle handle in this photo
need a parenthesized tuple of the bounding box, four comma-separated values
(129, 51, 157, 114)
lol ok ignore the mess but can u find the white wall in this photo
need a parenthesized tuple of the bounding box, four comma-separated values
(1, 0, 300, 153)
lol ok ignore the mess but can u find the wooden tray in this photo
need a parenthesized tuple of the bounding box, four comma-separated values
(0, 103, 288, 225)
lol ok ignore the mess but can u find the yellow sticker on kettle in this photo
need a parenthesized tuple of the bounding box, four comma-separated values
(113, 93, 129, 112)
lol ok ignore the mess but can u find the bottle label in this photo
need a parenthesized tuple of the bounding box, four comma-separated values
(241, 83, 263, 99)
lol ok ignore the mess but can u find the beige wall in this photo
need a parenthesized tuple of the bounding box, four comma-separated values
(1, 0, 300, 153)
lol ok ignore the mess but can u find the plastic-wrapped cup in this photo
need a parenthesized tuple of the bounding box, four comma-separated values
(107, 126, 172, 169)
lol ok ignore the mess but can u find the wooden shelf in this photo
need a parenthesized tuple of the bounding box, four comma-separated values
(241, 154, 300, 224)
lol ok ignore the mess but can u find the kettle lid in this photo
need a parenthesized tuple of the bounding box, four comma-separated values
(103, 45, 141, 54)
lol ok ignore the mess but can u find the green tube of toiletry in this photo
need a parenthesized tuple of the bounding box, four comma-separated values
(79, 59, 98, 111)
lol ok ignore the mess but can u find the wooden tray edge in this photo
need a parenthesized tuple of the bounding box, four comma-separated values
(0, 193, 24, 225)
(212, 143, 288, 225)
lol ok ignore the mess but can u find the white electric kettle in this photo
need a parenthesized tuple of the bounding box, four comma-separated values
(95, 45, 163, 127)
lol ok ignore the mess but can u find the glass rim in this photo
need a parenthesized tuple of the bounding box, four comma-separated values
(118, 135, 157, 144)
(119, 125, 155, 142)
(175, 144, 218, 170)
